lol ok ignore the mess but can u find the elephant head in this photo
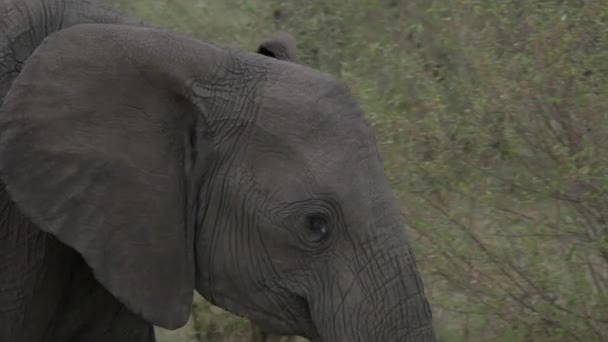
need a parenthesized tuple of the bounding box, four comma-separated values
(0, 24, 435, 341)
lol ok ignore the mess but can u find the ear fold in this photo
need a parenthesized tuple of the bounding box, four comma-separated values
(256, 31, 298, 62)
(0, 24, 220, 329)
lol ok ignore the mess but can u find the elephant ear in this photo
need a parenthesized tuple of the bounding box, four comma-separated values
(256, 31, 298, 62)
(0, 24, 214, 329)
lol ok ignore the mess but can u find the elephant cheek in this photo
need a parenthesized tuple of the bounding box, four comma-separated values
(191, 227, 261, 319)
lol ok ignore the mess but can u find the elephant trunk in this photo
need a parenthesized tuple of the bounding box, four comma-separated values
(310, 192, 436, 341)
(363, 254, 434, 341)
(309, 239, 435, 342)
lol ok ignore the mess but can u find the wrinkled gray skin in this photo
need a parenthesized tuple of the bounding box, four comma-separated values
(0, 1, 435, 342)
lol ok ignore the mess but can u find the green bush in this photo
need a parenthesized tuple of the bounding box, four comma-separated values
(109, 0, 608, 340)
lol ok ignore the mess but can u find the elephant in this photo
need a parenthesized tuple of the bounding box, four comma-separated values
(0, 1, 436, 342)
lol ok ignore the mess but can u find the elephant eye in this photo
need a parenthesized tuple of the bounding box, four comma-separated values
(306, 214, 330, 242)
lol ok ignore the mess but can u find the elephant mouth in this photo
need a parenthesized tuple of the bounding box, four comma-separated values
(248, 281, 320, 340)
(286, 290, 325, 341)
(294, 293, 319, 339)
(266, 295, 318, 339)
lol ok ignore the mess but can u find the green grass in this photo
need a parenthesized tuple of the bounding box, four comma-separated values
(109, 0, 608, 340)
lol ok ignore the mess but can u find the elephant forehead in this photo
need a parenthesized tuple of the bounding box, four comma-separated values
(249, 116, 376, 201)
(247, 64, 380, 193)
(256, 71, 373, 146)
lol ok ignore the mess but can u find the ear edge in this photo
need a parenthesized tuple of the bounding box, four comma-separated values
(257, 46, 277, 58)
(256, 31, 298, 62)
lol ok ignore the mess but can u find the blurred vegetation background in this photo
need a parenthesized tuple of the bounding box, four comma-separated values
(107, 0, 608, 341)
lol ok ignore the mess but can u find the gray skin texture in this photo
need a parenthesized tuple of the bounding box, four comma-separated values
(0, 4, 436, 342)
